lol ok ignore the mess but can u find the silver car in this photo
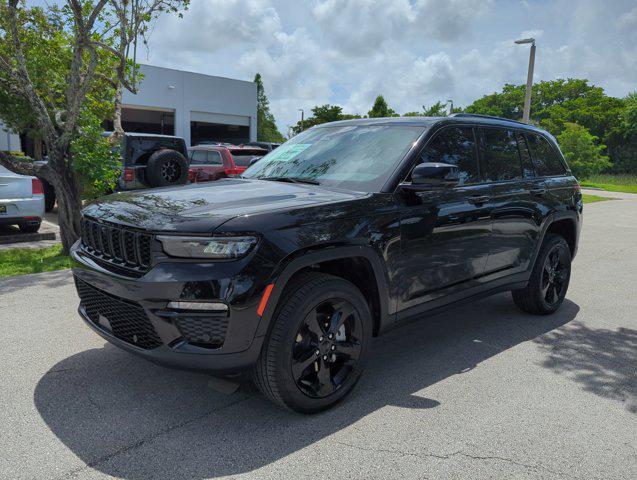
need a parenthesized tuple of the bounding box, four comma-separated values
(0, 165, 45, 233)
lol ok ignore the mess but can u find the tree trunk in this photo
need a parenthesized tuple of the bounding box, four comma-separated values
(113, 83, 124, 135)
(47, 147, 82, 254)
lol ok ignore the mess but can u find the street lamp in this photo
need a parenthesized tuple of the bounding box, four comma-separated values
(515, 37, 536, 123)
(298, 109, 304, 131)
(446, 99, 454, 115)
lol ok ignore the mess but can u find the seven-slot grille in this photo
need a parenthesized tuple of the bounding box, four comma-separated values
(75, 277, 162, 350)
(81, 217, 153, 272)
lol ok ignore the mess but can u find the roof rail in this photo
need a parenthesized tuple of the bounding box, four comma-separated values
(450, 113, 528, 126)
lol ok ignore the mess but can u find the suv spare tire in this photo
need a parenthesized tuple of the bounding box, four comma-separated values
(145, 149, 189, 187)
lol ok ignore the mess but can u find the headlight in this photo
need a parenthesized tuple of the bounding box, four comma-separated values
(157, 235, 258, 259)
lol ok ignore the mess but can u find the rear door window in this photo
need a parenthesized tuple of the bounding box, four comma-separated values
(479, 128, 524, 182)
(190, 150, 208, 165)
(419, 126, 480, 185)
(526, 133, 567, 176)
(206, 151, 223, 165)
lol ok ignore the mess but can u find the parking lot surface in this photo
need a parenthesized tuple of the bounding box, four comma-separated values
(1, 195, 635, 480)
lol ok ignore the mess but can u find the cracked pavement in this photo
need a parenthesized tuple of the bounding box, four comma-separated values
(1, 194, 636, 479)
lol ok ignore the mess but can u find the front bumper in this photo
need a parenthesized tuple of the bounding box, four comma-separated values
(71, 241, 273, 374)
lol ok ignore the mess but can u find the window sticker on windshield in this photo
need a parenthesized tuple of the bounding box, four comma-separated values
(267, 143, 311, 161)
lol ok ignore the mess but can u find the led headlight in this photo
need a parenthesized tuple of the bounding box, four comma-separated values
(157, 235, 258, 259)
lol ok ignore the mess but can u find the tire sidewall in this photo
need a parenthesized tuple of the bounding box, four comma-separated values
(269, 278, 372, 413)
(146, 149, 188, 187)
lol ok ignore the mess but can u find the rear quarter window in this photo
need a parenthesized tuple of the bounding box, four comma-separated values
(526, 133, 567, 176)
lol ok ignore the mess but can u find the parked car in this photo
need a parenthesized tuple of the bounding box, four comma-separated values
(188, 145, 268, 182)
(114, 132, 190, 190)
(33, 160, 56, 212)
(71, 114, 582, 413)
(0, 165, 45, 232)
(245, 141, 281, 151)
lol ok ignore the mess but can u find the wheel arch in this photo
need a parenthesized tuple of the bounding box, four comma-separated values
(255, 246, 391, 338)
(533, 212, 580, 265)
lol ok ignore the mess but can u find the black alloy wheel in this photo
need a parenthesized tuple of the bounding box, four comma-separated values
(252, 272, 372, 413)
(512, 234, 572, 315)
(541, 243, 570, 307)
(291, 299, 363, 398)
(161, 160, 181, 184)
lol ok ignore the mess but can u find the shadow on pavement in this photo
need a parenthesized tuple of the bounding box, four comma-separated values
(34, 293, 579, 479)
(0, 269, 72, 294)
(535, 321, 637, 413)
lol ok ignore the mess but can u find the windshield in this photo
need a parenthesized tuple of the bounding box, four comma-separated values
(242, 124, 425, 192)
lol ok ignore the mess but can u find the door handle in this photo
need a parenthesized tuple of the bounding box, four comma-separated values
(530, 187, 548, 196)
(468, 195, 490, 205)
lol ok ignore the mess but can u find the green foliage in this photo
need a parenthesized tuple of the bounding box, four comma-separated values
(70, 112, 121, 200)
(291, 104, 361, 134)
(557, 123, 611, 179)
(368, 95, 398, 118)
(422, 101, 449, 117)
(254, 73, 284, 143)
(0, 244, 71, 278)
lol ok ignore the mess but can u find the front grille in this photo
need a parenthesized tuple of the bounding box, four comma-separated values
(80, 217, 153, 273)
(175, 314, 229, 349)
(75, 277, 162, 350)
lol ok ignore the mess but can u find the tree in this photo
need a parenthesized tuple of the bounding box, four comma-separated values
(291, 104, 360, 134)
(254, 73, 284, 143)
(557, 123, 611, 178)
(422, 101, 449, 117)
(0, 0, 187, 253)
(368, 95, 397, 118)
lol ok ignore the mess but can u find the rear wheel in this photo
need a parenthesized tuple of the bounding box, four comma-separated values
(512, 234, 571, 314)
(19, 221, 41, 233)
(253, 272, 372, 413)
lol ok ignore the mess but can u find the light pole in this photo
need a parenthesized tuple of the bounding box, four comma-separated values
(446, 99, 454, 116)
(515, 37, 536, 123)
(298, 109, 304, 131)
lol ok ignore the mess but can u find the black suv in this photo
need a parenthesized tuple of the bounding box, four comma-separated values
(71, 114, 582, 413)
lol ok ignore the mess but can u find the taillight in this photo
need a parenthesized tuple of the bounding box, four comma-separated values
(31, 178, 44, 195)
(123, 168, 135, 182)
(188, 169, 196, 183)
(224, 168, 241, 176)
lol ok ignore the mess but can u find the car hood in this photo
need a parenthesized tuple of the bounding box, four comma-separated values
(82, 178, 366, 233)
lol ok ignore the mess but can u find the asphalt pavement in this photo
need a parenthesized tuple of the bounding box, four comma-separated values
(0, 193, 635, 480)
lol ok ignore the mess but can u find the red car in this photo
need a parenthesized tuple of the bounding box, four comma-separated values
(188, 145, 268, 183)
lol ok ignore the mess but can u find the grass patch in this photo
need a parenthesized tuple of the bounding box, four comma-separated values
(580, 174, 637, 194)
(0, 244, 72, 278)
(582, 194, 613, 204)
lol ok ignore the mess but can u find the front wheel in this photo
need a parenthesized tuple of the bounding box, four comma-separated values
(512, 234, 571, 315)
(252, 272, 372, 413)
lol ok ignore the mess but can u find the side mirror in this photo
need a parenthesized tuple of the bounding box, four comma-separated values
(401, 163, 460, 190)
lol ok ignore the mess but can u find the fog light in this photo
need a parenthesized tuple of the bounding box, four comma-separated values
(167, 301, 228, 311)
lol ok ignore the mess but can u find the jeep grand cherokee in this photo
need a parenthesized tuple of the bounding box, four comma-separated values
(71, 114, 582, 413)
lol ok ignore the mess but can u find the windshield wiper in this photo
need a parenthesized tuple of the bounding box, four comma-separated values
(259, 176, 320, 185)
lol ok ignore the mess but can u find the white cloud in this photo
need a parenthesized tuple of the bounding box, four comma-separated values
(141, 0, 637, 132)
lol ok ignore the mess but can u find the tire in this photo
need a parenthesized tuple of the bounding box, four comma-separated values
(512, 234, 571, 315)
(19, 221, 41, 233)
(253, 272, 373, 414)
(41, 179, 56, 212)
(145, 149, 189, 187)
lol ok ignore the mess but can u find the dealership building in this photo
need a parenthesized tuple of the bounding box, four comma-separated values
(1, 64, 258, 154)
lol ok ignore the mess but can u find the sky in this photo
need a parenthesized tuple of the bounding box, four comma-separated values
(36, 0, 637, 134)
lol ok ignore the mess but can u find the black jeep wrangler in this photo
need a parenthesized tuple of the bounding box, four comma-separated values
(71, 114, 582, 413)
(115, 132, 189, 190)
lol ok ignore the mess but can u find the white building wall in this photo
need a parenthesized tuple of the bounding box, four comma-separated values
(123, 65, 257, 146)
(0, 121, 22, 153)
